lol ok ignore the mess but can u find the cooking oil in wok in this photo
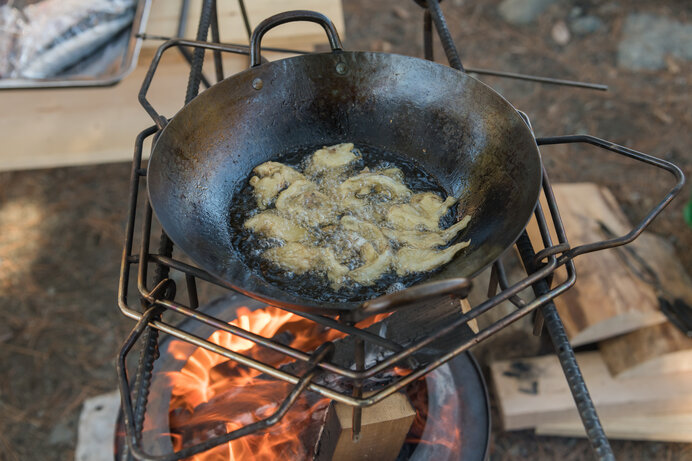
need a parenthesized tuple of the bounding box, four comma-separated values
(229, 143, 470, 303)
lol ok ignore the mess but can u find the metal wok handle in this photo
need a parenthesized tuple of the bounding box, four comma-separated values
(536, 135, 685, 260)
(250, 10, 343, 68)
(344, 278, 472, 323)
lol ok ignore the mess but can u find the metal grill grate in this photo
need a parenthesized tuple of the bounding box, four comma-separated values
(115, 1, 684, 460)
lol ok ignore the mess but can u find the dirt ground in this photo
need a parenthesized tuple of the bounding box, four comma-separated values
(0, 1, 691, 460)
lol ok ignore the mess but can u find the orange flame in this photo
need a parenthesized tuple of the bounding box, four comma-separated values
(165, 306, 392, 460)
(163, 306, 454, 460)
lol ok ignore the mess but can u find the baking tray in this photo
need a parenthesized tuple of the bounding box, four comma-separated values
(0, 0, 151, 90)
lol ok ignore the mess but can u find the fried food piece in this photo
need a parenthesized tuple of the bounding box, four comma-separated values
(244, 211, 308, 242)
(249, 162, 304, 209)
(394, 240, 471, 276)
(340, 216, 393, 284)
(275, 179, 337, 227)
(378, 167, 404, 182)
(350, 246, 393, 285)
(305, 143, 358, 175)
(340, 215, 389, 252)
(383, 215, 472, 249)
(337, 172, 412, 202)
(263, 243, 349, 284)
(386, 192, 457, 231)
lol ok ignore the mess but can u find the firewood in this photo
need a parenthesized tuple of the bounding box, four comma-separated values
(525, 183, 665, 345)
(313, 392, 415, 461)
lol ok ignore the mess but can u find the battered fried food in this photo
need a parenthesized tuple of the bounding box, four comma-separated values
(264, 242, 349, 285)
(243, 143, 472, 289)
(386, 192, 457, 231)
(305, 142, 358, 175)
(275, 179, 337, 227)
(394, 240, 471, 275)
(382, 215, 471, 249)
(244, 211, 308, 242)
(249, 161, 304, 209)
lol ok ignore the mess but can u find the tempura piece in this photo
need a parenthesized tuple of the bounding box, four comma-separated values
(264, 243, 349, 285)
(340, 215, 389, 253)
(340, 216, 393, 284)
(386, 192, 457, 231)
(394, 240, 471, 276)
(249, 161, 304, 209)
(383, 215, 471, 249)
(244, 211, 308, 242)
(305, 143, 358, 175)
(337, 172, 412, 202)
(349, 246, 393, 285)
(275, 179, 336, 227)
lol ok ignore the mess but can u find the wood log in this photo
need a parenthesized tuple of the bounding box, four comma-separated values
(598, 233, 692, 378)
(313, 392, 415, 461)
(535, 412, 692, 443)
(525, 183, 665, 346)
(489, 351, 692, 431)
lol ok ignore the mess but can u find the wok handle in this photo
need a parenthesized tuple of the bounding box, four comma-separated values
(250, 10, 343, 68)
(346, 278, 472, 322)
(536, 135, 685, 259)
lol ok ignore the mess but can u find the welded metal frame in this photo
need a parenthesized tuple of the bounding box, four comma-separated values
(116, 1, 685, 460)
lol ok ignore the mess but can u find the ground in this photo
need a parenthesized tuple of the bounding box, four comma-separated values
(0, 0, 691, 460)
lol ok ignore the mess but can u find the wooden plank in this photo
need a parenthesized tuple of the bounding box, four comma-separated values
(145, 0, 346, 49)
(489, 351, 692, 431)
(525, 183, 665, 346)
(0, 48, 291, 172)
(0, 0, 344, 172)
(535, 412, 692, 443)
(314, 392, 415, 461)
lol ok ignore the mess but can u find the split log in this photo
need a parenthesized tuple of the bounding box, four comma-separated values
(525, 183, 665, 346)
(313, 392, 415, 461)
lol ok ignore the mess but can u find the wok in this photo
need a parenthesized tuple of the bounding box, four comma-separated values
(146, 11, 542, 317)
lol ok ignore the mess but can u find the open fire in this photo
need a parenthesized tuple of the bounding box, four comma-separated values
(161, 306, 445, 460)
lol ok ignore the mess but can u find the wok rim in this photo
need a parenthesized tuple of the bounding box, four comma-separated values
(147, 50, 543, 314)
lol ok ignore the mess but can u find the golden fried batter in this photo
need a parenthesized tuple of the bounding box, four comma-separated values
(275, 179, 337, 227)
(249, 162, 304, 209)
(394, 240, 471, 276)
(305, 142, 358, 175)
(243, 143, 472, 289)
(244, 211, 308, 242)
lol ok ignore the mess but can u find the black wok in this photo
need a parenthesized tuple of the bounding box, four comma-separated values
(146, 11, 542, 317)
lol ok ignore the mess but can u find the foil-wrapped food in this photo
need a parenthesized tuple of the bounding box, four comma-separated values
(242, 143, 472, 290)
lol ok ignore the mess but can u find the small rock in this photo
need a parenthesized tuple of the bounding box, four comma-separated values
(618, 14, 692, 70)
(571, 15, 605, 35)
(48, 421, 74, 446)
(665, 55, 681, 74)
(392, 6, 410, 20)
(569, 6, 583, 19)
(498, 0, 560, 25)
(551, 21, 571, 45)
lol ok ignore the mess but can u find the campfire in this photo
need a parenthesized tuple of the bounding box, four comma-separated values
(161, 305, 444, 460)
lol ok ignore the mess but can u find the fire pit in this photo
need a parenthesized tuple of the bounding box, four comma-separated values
(115, 1, 684, 460)
(114, 294, 490, 460)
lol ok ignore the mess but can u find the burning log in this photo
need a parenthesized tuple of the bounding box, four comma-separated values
(313, 392, 416, 461)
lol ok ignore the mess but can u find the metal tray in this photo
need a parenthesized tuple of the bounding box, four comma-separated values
(0, 0, 151, 90)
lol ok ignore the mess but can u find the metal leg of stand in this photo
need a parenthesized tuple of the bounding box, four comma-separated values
(516, 233, 615, 461)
